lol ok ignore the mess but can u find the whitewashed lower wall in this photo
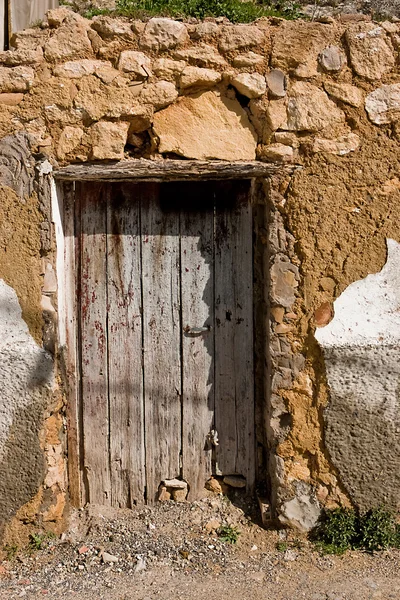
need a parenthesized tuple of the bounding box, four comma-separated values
(11, 0, 59, 34)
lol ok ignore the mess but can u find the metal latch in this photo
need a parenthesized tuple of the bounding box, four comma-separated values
(207, 429, 219, 447)
(184, 325, 212, 337)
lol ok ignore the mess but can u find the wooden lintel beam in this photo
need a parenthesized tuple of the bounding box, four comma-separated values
(54, 159, 299, 182)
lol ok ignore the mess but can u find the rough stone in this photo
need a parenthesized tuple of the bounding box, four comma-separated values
(90, 121, 129, 160)
(140, 80, 178, 110)
(0, 47, 43, 66)
(57, 126, 84, 160)
(266, 69, 287, 99)
(46, 7, 71, 28)
(266, 98, 288, 133)
(232, 51, 264, 67)
(158, 485, 171, 501)
(314, 302, 334, 326)
(205, 477, 222, 493)
(365, 84, 400, 125)
(270, 257, 299, 308)
(231, 73, 266, 99)
(152, 58, 186, 80)
(140, 18, 189, 51)
(274, 131, 299, 148)
(53, 59, 110, 79)
(91, 16, 134, 40)
(153, 91, 257, 160)
(191, 22, 219, 40)
(180, 66, 221, 90)
(279, 483, 320, 531)
(249, 96, 286, 143)
(259, 143, 294, 163)
(162, 478, 187, 489)
(73, 77, 145, 120)
(118, 51, 152, 79)
(10, 28, 48, 51)
(318, 45, 346, 72)
(102, 551, 118, 563)
(127, 107, 154, 133)
(218, 25, 265, 53)
(0, 66, 34, 93)
(95, 65, 124, 85)
(171, 488, 187, 502)
(223, 475, 246, 488)
(323, 81, 364, 108)
(312, 133, 360, 155)
(346, 24, 395, 80)
(285, 82, 345, 132)
(44, 15, 93, 62)
(205, 519, 221, 533)
(174, 45, 227, 67)
(0, 93, 24, 106)
(272, 21, 336, 78)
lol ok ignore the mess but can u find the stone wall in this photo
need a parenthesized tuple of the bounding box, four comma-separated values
(0, 6, 400, 537)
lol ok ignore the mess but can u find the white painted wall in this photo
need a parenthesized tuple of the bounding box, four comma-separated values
(11, 0, 58, 33)
(316, 239, 400, 350)
(315, 239, 400, 510)
(0, 280, 54, 463)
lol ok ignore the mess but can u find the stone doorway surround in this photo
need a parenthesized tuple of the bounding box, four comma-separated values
(53, 158, 298, 515)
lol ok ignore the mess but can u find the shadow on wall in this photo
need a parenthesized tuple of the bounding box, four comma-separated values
(0, 402, 46, 539)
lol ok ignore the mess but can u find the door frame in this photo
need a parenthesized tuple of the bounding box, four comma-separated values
(54, 159, 285, 508)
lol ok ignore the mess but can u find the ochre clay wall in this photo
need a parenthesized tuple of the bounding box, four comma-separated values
(0, 7, 399, 538)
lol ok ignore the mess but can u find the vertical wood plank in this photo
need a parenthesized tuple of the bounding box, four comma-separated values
(107, 183, 145, 507)
(61, 182, 81, 507)
(180, 184, 215, 499)
(214, 182, 255, 490)
(79, 181, 111, 505)
(141, 183, 182, 503)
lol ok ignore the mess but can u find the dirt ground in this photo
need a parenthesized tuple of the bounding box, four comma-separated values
(1, 494, 400, 600)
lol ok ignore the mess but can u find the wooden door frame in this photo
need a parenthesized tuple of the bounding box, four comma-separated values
(55, 159, 294, 507)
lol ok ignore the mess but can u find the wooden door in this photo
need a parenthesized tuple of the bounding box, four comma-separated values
(73, 180, 255, 505)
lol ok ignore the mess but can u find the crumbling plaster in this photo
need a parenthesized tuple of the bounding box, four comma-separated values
(316, 240, 400, 512)
(0, 7, 400, 537)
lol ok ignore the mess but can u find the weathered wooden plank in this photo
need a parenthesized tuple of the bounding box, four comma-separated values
(106, 183, 145, 507)
(54, 159, 297, 183)
(141, 183, 182, 503)
(180, 183, 215, 499)
(79, 181, 111, 505)
(61, 181, 81, 507)
(214, 182, 255, 490)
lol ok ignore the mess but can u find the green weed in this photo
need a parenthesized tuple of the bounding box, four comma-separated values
(83, 7, 112, 18)
(92, 0, 302, 23)
(3, 544, 18, 561)
(28, 531, 56, 552)
(218, 525, 240, 544)
(311, 507, 400, 555)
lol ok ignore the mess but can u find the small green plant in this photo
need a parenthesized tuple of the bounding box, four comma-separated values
(359, 508, 399, 553)
(112, 0, 301, 22)
(83, 6, 112, 18)
(3, 544, 18, 561)
(312, 507, 359, 555)
(28, 531, 56, 552)
(276, 538, 303, 552)
(218, 525, 240, 544)
(276, 541, 288, 552)
(29, 19, 43, 28)
(311, 507, 400, 555)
